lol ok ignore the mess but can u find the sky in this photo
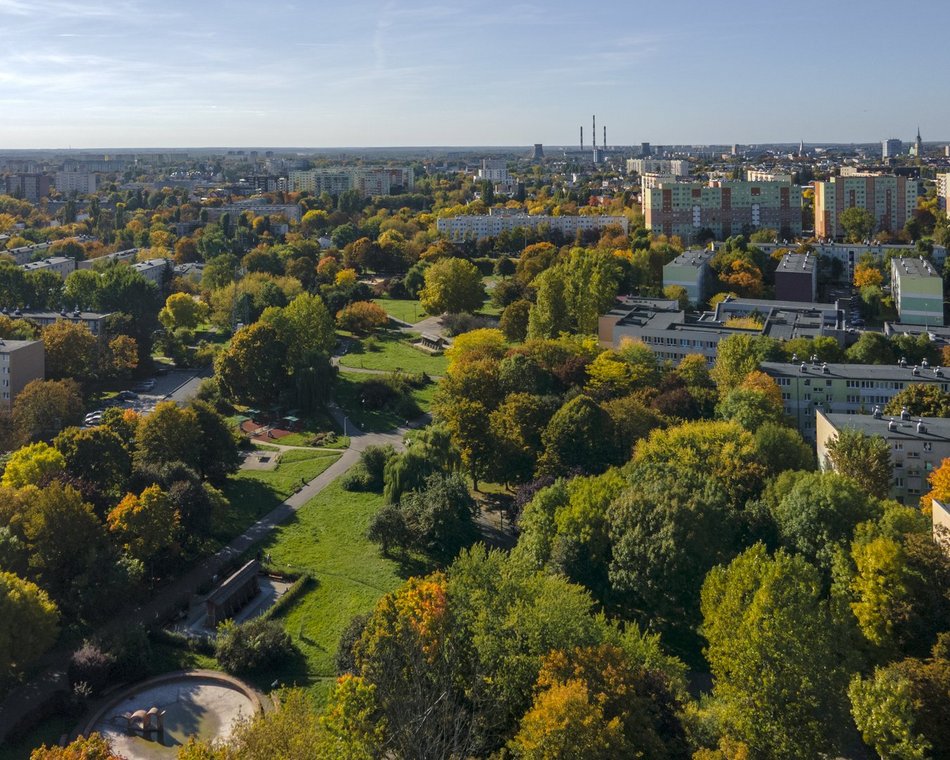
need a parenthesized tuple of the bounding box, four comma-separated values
(0, 0, 946, 149)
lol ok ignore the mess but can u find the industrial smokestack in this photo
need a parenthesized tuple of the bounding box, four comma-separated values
(603, 126, 606, 151)
(592, 115, 596, 149)
(580, 126, 583, 150)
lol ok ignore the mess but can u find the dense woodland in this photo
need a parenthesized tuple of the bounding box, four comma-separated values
(1, 164, 949, 759)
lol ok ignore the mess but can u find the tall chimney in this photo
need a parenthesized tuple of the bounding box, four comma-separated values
(592, 115, 596, 149)
(603, 126, 606, 150)
(580, 126, 583, 150)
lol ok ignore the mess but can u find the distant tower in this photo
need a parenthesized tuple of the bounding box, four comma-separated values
(799, 139, 805, 156)
(915, 126, 923, 158)
(592, 115, 596, 149)
(532, 144, 544, 160)
(580, 126, 583, 150)
(603, 126, 606, 151)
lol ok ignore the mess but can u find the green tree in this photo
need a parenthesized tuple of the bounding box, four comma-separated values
(158, 292, 208, 331)
(500, 299, 531, 342)
(527, 268, 570, 339)
(418, 257, 485, 315)
(536, 395, 615, 477)
(2, 442, 65, 488)
(840, 206, 876, 242)
(884, 383, 950, 417)
(134, 401, 201, 471)
(106, 485, 180, 565)
(214, 321, 289, 405)
(849, 667, 931, 760)
(715, 387, 784, 431)
(845, 332, 897, 364)
(710, 334, 782, 393)
(262, 292, 336, 364)
(0, 570, 59, 677)
(825, 427, 892, 498)
(701, 544, 849, 758)
(190, 400, 241, 483)
(54, 425, 131, 496)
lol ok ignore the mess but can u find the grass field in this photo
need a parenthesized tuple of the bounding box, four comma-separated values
(215, 449, 341, 541)
(373, 297, 423, 325)
(339, 331, 448, 376)
(335, 371, 435, 433)
(260, 480, 427, 703)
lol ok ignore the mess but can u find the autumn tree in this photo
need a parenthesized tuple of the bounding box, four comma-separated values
(536, 395, 615, 477)
(134, 401, 200, 470)
(54, 425, 131, 497)
(710, 334, 782, 393)
(500, 299, 531, 342)
(825, 427, 892, 498)
(107, 485, 180, 565)
(418, 257, 485, 315)
(214, 321, 288, 405)
(41, 320, 98, 380)
(336, 301, 389, 334)
(158, 292, 208, 330)
(884, 383, 950, 417)
(2, 442, 65, 488)
(29, 733, 121, 760)
(12, 378, 84, 442)
(701, 544, 849, 758)
(853, 262, 884, 289)
(0, 571, 59, 676)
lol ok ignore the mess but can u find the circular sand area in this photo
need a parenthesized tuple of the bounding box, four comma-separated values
(84, 671, 260, 759)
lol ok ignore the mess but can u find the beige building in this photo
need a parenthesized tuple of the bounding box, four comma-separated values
(814, 175, 919, 240)
(817, 409, 950, 504)
(0, 339, 44, 410)
(933, 498, 950, 553)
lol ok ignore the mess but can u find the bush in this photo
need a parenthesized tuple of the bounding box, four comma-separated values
(215, 617, 293, 674)
(335, 613, 370, 675)
(341, 462, 375, 492)
(337, 300, 390, 334)
(68, 642, 115, 695)
(361, 444, 396, 488)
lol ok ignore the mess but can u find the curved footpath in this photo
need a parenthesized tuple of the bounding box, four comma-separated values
(0, 408, 419, 746)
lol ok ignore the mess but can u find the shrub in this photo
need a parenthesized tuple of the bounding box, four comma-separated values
(442, 312, 492, 337)
(341, 463, 375, 492)
(337, 300, 389, 334)
(68, 642, 115, 695)
(215, 617, 293, 674)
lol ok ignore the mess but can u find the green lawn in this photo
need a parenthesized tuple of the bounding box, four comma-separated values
(373, 297, 423, 325)
(334, 371, 434, 433)
(215, 450, 341, 541)
(260, 480, 428, 703)
(338, 331, 448, 376)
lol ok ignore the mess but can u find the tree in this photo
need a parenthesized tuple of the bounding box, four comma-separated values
(190, 400, 241, 483)
(2, 442, 65, 488)
(418, 257, 485, 315)
(701, 545, 849, 758)
(158, 292, 208, 331)
(104, 334, 139, 378)
(489, 393, 559, 484)
(849, 666, 931, 760)
(215, 617, 293, 673)
(500, 299, 531, 342)
(12, 378, 83, 442)
(884, 383, 950, 417)
(134, 401, 201, 471)
(0, 571, 59, 676)
(268, 292, 336, 363)
(107, 485, 180, 565)
(840, 207, 876, 242)
(715, 387, 784, 431)
(54, 425, 131, 496)
(853, 262, 884, 289)
(41, 320, 98, 380)
(336, 301, 389, 334)
(536, 395, 615, 477)
(825, 427, 892, 498)
(663, 284, 690, 309)
(528, 268, 570, 339)
(711, 334, 781, 393)
(214, 322, 288, 405)
(30, 734, 121, 760)
(845, 331, 897, 364)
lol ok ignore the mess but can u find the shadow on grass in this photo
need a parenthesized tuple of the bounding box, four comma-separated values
(215, 479, 283, 542)
(233, 645, 313, 694)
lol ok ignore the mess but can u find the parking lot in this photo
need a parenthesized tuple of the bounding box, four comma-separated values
(85, 369, 210, 422)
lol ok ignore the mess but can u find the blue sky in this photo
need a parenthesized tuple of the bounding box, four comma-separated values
(0, 0, 945, 148)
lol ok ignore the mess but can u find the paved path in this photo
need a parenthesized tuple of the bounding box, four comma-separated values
(0, 410, 412, 746)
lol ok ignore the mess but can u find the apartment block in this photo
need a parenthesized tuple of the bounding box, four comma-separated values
(437, 212, 628, 241)
(54, 170, 98, 195)
(2, 307, 112, 337)
(643, 180, 803, 242)
(477, 159, 509, 183)
(890, 257, 944, 326)
(750, 242, 949, 283)
(937, 173, 950, 213)
(774, 252, 817, 302)
(131, 258, 172, 286)
(20, 256, 77, 280)
(0, 339, 44, 410)
(817, 408, 950, 504)
(883, 138, 903, 159)
(3, 173, 51, 202)
(745, 170, 793, 183)
(662, 248, 715, 305)
(626, 159, 690, 177)
(205, 203, 302, 224)
(288, 167, 414, 197)
(763, 359, 949, 441)
(814, 175, 919, 240)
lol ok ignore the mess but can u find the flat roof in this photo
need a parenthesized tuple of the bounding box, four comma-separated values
(821, 410, 950, 442)
(666, 248, 714, 267)
(0, 339, 41, 352)
(763, 360, 948, 383)
(893, 257, 939, 278)
(777, 252, 816, 274)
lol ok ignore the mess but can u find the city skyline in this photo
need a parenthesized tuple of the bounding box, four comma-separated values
(0, 0, 948, 149)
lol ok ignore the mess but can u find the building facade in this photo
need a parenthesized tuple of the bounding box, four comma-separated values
(774, 252, 817, 302)
(763, 359, 950, 441)
(20, 256, 76, 280)
(814, 175, 919, 240)
(3, 173, 51, 202)
(890, 257, 944, 326)
(662, 248, 714, 305)
(883, 138, 903, 159)
(0, 339, 44, 410)
(626, 158, 690, 176)
(54, 170, 98, 195)
(643, 180, 803, 242)
(437, 212, 628, 241)
(288, 167, 414, 197)
(937, 173, 950, 213)
(817, 409, 950, 504)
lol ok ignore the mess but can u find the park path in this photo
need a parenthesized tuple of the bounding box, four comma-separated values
(0, 410, 414, 746)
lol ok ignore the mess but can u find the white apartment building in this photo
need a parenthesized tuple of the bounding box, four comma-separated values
(477, 159, 509, 183)
(626, 159, 690, 176)
(745, 170, 793, 183)
(20, 256, 76, 279)
(437, 212, 629, 241)
(54, 170, 98, 195)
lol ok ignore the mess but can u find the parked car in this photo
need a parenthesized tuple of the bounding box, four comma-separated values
(117, 390, 139, 401)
